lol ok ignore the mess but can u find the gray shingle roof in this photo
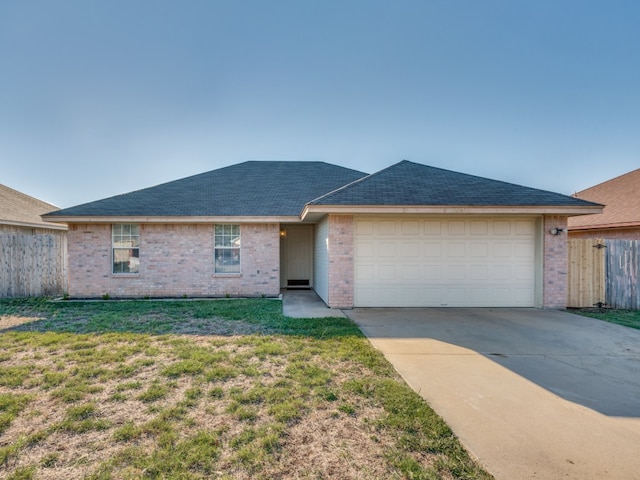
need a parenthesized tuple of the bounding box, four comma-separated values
(45, 161, 368, 218)
(310, 160, 601, 207)
(45, 160, 600, 221)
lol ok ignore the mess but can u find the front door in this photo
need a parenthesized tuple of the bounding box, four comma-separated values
(283, 225, 312, 288)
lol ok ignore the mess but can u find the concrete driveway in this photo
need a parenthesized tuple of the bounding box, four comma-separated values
(346, 308, 640, 480)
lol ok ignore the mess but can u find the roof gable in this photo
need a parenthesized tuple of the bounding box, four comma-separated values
(0, 184, 64, 229)
(309, 160, 599, 208)
(569, 168, 640, 230)
(45, 161, 368, 218)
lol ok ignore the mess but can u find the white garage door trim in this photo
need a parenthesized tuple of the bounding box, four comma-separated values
(354, 216, 539, 307)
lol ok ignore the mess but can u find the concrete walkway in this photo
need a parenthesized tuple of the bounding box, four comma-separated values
(281, 289, 346, 318)
(347, 308, 640, 480)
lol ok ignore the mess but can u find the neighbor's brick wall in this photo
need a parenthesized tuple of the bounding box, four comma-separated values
(327, 214, 354, 309)
(67, 223, 280, 298)
(543, 215, 569, 309)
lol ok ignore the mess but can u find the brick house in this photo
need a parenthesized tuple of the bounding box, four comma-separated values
(568, 168, 640, 239)
(43, 160, 601, 308)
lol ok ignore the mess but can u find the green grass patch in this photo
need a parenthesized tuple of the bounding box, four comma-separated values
(137, 381, 170, 403)
(0, 365, 31, 387)
(0, 393, 32, 434)
(573, 308, 640, 330)
(59, 403, 110, 433)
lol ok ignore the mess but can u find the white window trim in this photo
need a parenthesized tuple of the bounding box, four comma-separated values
(214, 224, 241, 275)
(112, 224, 140, 275)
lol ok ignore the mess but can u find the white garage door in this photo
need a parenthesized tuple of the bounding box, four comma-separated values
(354, 216, 537, 307)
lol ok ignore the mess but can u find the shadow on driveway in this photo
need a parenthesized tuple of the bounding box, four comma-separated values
(347, 307, 640, 418)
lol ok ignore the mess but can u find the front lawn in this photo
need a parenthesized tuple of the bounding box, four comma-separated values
(0, 298, 492, 480)
(572, 308, 640, 331)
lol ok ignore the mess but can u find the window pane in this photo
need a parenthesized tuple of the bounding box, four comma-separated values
(214, 224, 240, 273)
(215, 247, 240, 273)
(113, 248, 139, 273)
(113, 224, 140, 274)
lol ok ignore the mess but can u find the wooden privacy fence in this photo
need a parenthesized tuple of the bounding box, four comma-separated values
(0, 234, 68, 298)
(568, 238, 640, 309)
(568, 238, 606, 308)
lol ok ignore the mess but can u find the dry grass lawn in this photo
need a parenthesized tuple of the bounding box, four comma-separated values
(0, 298, 493, 480)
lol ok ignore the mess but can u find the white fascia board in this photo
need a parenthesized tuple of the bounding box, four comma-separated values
(42, 215, 302, 224)
(3, 219, 68, 231)
(300, 204, 604, 220)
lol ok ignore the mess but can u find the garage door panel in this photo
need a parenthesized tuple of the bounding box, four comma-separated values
(447, 221, 466, 235)
(448, 243, 466, 257)
(378, 265, 396, 280)
(470, 242, 489, 257)
(494, 221, 512, 235)
(470, 265, 489, 280)
(402, 242, 421, 257)
(515, 242, 534, 258)
(401, 264, 422, 280)
(493, 243, 512, 257)
(355, 264, 375, 279)
(423, 265, 443, 280)
(424, 242, 442, 257)
(424, 221, 442, 235)
(356, 221, 374, 235)
(470, 221, 489, 235)
(378, 242, 396, 257)
(378, 221, 396, 235)
(401, 221, 420, 235)
(354, 216, 537, 307)
(447, 265, 466, 280)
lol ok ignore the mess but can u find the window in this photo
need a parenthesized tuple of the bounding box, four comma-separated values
(215, 224, 240, 274)
(112, 224, 140, 274)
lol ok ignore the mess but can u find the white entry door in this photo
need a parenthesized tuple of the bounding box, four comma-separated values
(354, 216, 537, 307)
(285, 226, 312, 287)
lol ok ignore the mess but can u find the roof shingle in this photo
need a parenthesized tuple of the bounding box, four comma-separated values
(568, 168, 640, 230)
(45, 161, 368, 218)
(310, 160, 599, 207)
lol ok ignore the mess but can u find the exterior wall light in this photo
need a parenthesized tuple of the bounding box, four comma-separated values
(549, 228, 565, 235)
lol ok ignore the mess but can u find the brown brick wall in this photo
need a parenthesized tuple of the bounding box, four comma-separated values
(543, 215, 569, 308)
(67, 223, 280, 298)
(327, 214, 354, 309)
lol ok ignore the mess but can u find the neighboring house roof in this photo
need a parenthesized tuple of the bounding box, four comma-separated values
(43, 160, 602, 224)
(44, 161, 367, 220)
(568, 168, 640, 231)
(0, 184, 66, 230)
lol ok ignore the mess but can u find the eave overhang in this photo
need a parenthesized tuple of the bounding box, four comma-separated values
(300, 204, 604, 222)
(569, 220, 640, 231)
(42, 215, 302, 225)
(3, 218, 67, 231)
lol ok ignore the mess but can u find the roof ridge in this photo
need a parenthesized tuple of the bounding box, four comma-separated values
(306, 160, 410, 205)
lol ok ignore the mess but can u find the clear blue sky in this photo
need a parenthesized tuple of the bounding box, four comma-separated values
(1, 1, 638, 208)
